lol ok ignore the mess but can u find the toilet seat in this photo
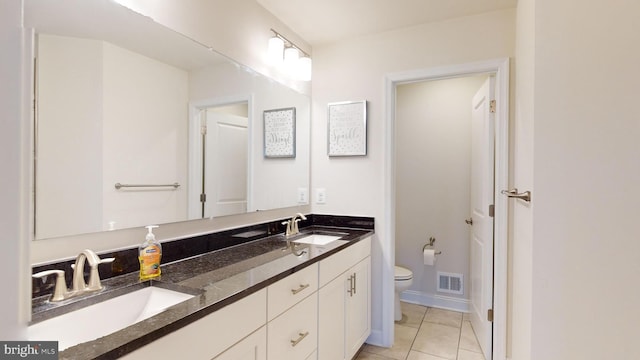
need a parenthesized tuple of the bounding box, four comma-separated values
(395, 266, 413, 281)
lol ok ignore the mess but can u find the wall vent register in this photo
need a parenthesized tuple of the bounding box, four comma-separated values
(437, 272, 464, 295)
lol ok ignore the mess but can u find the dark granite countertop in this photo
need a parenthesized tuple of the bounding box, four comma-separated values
(32, 225, 373, 360)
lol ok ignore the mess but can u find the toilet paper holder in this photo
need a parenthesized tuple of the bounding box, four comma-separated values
(423, 237, 442, 255)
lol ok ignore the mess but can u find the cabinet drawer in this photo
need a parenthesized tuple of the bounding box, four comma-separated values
(121, 289, 267, 360)
(267, 262, 318, 320)
(319, 237, 371, 287)
(267, 293, 318, 360)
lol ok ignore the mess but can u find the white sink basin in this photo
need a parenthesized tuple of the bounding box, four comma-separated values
(293, 234, 343, 246)
(29, 286, 194, 351)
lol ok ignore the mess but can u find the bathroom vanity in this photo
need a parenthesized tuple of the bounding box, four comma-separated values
(30, 215, 373, 360)
(24, 2, 372, 358)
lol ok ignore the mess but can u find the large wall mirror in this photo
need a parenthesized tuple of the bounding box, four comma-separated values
(26, 0, 310, 241)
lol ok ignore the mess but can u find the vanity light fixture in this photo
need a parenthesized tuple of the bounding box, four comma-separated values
(268, 29, 312, 81)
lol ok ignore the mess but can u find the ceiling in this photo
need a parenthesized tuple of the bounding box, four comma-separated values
(257, 0, 517, 46)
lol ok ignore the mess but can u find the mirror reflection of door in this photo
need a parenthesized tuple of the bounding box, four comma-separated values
(200, 103, 249, 218)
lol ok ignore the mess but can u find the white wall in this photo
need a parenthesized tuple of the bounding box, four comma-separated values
(36, 34, 103, 239)
(0, 0, 30, 338)
(35, 36, 190, 238)
(311, 9, 515, 345)
(395, 76, 487, 306)
(102, 42, 189, 231)
(523, 0, 640, 359)
(114, 0, 311, 95)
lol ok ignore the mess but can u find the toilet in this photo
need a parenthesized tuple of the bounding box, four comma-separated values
(394, 265, 414, 321)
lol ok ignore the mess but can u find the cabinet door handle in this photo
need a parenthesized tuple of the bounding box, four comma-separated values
(353, 272, 357, 295)
(291, 283, 310, 295)
(347, 275, 354, 296)
(290, 331, 309, 347)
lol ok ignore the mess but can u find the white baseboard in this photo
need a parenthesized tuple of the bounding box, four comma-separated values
(400, 290, 470, 313)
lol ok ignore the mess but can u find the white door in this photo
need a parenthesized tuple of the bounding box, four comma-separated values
(204, 109, 248, 217)
(469, 76, 495, 360)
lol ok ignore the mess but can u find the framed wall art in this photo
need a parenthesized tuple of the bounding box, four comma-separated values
(327, 100, 367, 156)
(263, 107, 296, 158)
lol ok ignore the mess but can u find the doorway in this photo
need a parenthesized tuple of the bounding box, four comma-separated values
(187, 96, 252, 220)
(384, 59, 509, 360)
(199, 103, 249, 218)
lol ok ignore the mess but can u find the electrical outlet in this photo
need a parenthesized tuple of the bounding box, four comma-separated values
(316, 188, 326, 204)
(297, 188, 308, 203)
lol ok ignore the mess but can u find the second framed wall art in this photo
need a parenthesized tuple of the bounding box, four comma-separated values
(327, 100, 367, 156)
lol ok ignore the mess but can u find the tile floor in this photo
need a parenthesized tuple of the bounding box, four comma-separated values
(355, 302, 485, 360)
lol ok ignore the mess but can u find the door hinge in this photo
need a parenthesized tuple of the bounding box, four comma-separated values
(487, 309, 494, 322)
(200, 124, 207, 135)
(489, 204, 494, 218)
(200, 193, 207, 203)
(490, 100, 496, 113)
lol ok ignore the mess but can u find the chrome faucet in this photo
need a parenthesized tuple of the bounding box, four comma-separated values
(32, 249, 114, 302)
(281, 213, 307, 238)
(72, 249, 114, 293)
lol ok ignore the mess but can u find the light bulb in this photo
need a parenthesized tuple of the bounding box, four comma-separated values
(298, 56, 312, 81)
(268, 36, 284, 65)
(284, 47, 299, 70)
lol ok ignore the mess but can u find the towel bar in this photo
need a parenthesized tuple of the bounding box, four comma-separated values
(114, 182, 180, 190)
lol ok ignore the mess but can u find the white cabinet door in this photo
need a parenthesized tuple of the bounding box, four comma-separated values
(346, 257, 371, 360)
(318, 273, 346, 360)
(214, 326, 266, 360)
(318, 255, 371, 360)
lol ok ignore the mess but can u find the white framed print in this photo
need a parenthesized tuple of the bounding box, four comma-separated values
(263, 107, 296, 158)
(327, 100, 367, 156)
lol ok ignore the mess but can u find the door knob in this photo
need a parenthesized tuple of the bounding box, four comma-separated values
(465, 218, 473, 225)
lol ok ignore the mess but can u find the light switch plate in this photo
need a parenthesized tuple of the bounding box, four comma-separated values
(316, 188, 326, 204)
(297, 188, 308, 203)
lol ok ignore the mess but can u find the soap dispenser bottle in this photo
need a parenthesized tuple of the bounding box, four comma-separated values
(139, 225, 162, 280)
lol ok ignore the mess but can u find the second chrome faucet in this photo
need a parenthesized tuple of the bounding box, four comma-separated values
(282, 213, 307, 238)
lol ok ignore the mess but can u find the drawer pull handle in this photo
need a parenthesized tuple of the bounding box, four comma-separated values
(290, 331, 309, 347)
(291, 283, 310, 295)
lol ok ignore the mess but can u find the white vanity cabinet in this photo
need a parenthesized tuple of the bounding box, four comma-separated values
(117, 237, 371, 360)
(120, 288, 267, 360)
(318, 237, 372, 360)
